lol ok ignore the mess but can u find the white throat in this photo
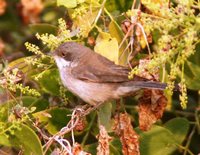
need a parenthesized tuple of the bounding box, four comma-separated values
(54, 56, 71, 70)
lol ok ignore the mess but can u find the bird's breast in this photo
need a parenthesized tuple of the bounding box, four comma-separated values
(59, 68, 119, 105)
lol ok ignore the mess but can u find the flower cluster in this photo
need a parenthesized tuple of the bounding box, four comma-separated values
(25, 42, 46, 58)
(128, 2, 199, 108)
(2, 68, 40, 97)
(35, 18, 72, 50)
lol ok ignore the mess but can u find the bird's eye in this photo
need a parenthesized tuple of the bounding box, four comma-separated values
(61, 51, 65, 57)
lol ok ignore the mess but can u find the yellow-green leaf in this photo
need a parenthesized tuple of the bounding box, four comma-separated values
(94, 32, 119, 64)
(8, 57, 29, 73)
(57, 0, 77, 8)
(109, 21, 128, 65)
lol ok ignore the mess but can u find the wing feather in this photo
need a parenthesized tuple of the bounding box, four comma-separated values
(71, 52, 131, 83)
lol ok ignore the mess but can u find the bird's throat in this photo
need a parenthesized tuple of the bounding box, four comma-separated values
(54, 56, 71, 70)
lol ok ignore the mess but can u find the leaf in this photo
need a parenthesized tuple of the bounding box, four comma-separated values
(105, 0, 132, 12)
(183, 59, 200, 90)
(57, 0, 77, 8)
(20, 96, 38, 107)
(33, 108, 71, 134)
(30, 98, 49, 112)
(8, 57, 30, 73)
(0, 134, 12, 147)
(0, 97, 38, 121)
(0, 124, 43, 155)
(29, 23, 58, 35)
(180, 43, 200, 90)
(137, 125, 177, 155)
(0, 96, 48, 113)
(109, 138, 122, 155)
(84, 143, 97, 155)
(109, 21, 128, 65)
(21, 97, 49, 112)
(0, 104, 10, 122)
(94, 32, 119, 64)
(98, 102, 112, 131)
(37, 69, 60, 95)
(164, 117, 189, 144)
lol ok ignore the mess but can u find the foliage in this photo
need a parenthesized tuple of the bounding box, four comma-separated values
(0, 0, 200, 154)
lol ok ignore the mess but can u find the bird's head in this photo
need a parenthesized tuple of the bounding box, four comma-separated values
(53, 42, 85, 69)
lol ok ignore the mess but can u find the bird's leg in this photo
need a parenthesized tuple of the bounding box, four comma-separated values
(83, 102, 104, 116)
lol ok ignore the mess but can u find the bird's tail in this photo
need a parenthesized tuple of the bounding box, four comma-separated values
(123, 81, 179, 90)
(132, 81, 167, 90)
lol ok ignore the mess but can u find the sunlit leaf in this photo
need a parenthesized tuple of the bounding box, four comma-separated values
(57, 0, 77, 8)
(94, 32, 119, 64)
(8, 57, 30, 73)
(109, 21, 128, 65)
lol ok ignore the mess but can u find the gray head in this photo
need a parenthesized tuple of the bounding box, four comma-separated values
(53, 42, 89, 69)
(54, 42, 86, 61)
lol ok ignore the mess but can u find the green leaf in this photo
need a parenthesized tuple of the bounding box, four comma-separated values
(38, 69, 60, 95)
(84, 143, 97, 155)
(180, 35, 200, 90)
(105, 0, 132, 12)
(0, 96, 38, 121)
(0, 133, 13, 147)
(33, 108, 71, 134)
(0, 96, 48, 112)
(94, 32, 119, 64)
(29, 23, 58, 35)
(0, 104, 9, 122)
(109, 21, 128, 65)
(0, 124, 43, 155)
(20, 96, 38, 107)
(164, 117, 189, 144)
(57, 0, 77, 8)
(110, 138, 122, 155)
(98, 102, 112, 131)
(21, 97, 49, 112)
(137, 125, 177, 155)
(183, 60, 200, 90)
(30, 98, 49, 112)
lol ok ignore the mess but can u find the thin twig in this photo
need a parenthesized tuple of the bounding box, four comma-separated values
(43, 108, 83, 154)
(183, 125, 196, 155)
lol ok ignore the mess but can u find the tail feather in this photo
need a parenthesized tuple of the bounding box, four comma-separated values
(123, 81, 179, 91)
(132, 81, 167, 90)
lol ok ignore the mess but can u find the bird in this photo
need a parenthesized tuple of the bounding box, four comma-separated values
(53, 42, 167, 106)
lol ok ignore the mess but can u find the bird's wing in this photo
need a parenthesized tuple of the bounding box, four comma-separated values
(71, 52, 144, 83)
